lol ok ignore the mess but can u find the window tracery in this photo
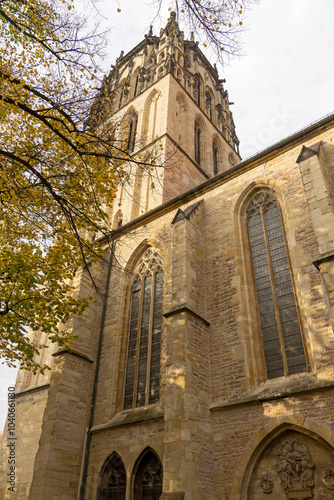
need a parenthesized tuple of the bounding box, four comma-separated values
(246, 192, 307, 379)
(124, 249, 164, 409)
(98, 453, 126, 500)
(133, 450, 163, 500)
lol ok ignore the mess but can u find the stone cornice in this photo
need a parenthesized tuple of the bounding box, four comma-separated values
(91, 405, 163, 433)
(210, 379, 334, 412)
(52, 348, 94, 363)
(15, 383, 50, 398)
(163, 304, 210, 326)
(313, 250, 334, 270)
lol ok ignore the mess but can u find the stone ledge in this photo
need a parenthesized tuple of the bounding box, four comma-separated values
(160, 492, 185, 500)
(163, 304, 210, 326)
(313, 250, 334, 270)
(52, 348, 94, 363)
(91, 405, 164, 433)
(15, 383, 50, 398)
(210, 379, 334, 412)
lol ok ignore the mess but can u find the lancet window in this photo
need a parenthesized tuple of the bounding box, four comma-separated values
(213, 141, 219, 175)
(133, 450, 163, 500)
(98, 453, 126, 500)
(134, 74, 140, 98)
(194, 121, 201, 165)
(247, 192, 307, 379)
(127, 112, 138, 153)
(124, 249, 163, 409)
(193, 75, 201, 106)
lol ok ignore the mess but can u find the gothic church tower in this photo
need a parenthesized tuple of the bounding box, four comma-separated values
(91, 11, 239, 228)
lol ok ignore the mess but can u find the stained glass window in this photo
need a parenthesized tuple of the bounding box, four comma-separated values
(98, 453, 126, 500)
(247, 192, 307, 379)
(124, 249, 163, 409)
(133, 450, 163, 500)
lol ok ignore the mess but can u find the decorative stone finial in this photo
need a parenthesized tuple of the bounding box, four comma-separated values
(116, 50, 124, 65)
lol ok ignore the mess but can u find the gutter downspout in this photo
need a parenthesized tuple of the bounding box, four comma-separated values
(79, 239, 114, 500)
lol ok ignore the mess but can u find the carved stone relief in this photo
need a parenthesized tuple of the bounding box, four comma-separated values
(322, 467, 334, 490)
(276, 437, 314, 499)
(247, 431, 334, 500)
(260, 473, 274, 494)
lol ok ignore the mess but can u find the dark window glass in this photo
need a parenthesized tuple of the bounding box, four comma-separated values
(124, 250, 163, 409)
(194, 76, 201, 106)
(134, 450, 163, 500)
(127, 114, 138, 153)
(213, 142, 218, 175)
(134, 75, 139, 97)
(247, 192, 307, 379)
(195, 122, 201, 165)
(98, 453, 126, 500)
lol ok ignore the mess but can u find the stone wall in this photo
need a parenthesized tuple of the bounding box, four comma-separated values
(3, 114, 334, 499)
(83, 119, 334, 499)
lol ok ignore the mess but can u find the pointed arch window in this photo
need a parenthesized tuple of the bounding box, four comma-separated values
(124, 249, 163, 409)
(194, 121, 201, 165)
(213, 141, 219, 175)
(133, 450, 163, 500)
(134, 74, 140, 97)
(119, 88, 125, 109)
(193, 75, 201, 106)
(247, 192, 307, 379)
(127, 113, 138, 154)
(98, 452, 126, 500)
(206, 87, 213, 120)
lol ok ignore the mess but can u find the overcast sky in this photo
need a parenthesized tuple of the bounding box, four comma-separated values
(1, 0, 333, 432)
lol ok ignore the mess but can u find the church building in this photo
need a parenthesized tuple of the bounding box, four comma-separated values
(1, 13, 334, 500)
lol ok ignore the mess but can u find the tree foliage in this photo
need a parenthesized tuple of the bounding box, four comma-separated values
(154, 0, 258, 61)
(0, 0, 131, 372)
(0, 0, 257, 372)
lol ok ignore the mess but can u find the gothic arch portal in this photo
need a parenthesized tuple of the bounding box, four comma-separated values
(233, 419, 334, 500)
